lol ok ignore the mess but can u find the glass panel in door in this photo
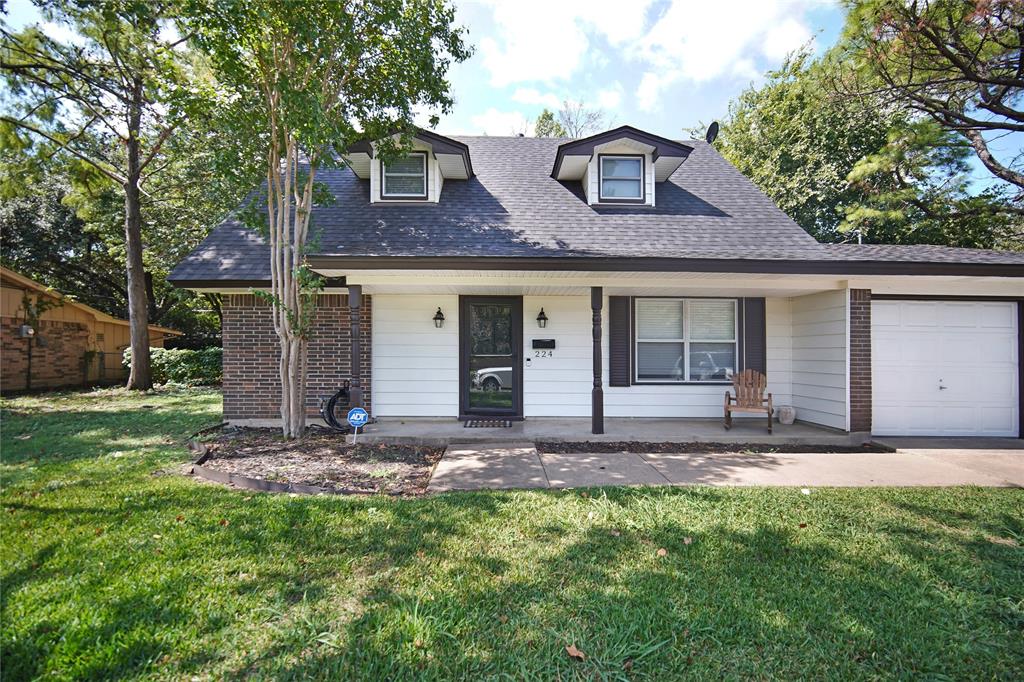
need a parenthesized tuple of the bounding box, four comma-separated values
(467, 302, 515, 412)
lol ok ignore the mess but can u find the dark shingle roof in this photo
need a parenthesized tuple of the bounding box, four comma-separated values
(169, 136, 1024, 283)
(824, 243, 1024, 265)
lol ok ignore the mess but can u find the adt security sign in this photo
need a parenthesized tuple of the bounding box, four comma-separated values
(347, 407, 369, 443)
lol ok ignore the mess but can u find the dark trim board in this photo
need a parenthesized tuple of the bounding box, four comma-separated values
(168, 276, 347, 290)
(305, 255, 1024, 277)
(871, 294, 1023, 302)
(458, 295, 524, 419)
(871, 295, 1023, 440)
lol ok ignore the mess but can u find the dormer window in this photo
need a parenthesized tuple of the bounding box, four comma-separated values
(382, 152, 427, 199)
(551, 126, 694, 208)
(599, 155, 643, 202)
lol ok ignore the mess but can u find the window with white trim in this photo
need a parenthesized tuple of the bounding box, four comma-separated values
(382, 153, 427, 198)
(599, 155, 643, 201)
(634, 298, 737, 382)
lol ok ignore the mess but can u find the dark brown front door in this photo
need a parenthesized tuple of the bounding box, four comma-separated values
(459, 296, 523, 418)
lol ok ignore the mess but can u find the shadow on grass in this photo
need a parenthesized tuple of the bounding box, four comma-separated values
(223, 489, 1023, 680)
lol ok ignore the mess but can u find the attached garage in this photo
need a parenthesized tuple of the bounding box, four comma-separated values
(872, 299, 1021, 437)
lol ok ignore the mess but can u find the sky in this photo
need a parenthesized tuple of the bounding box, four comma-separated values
(439, 0, 844, 138)
(3, 0, 1016, 189)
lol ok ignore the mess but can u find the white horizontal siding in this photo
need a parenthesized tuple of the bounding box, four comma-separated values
(522, 295, 592, 417)
(766, 297, 793, 408)
(371, 294, 458, 416)
(790, 290, 847, 430)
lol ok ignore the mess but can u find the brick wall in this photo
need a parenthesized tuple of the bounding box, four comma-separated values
(1, 317, 90, 391)
(221, 293, 371, 421)
(849, 289, 871, 433)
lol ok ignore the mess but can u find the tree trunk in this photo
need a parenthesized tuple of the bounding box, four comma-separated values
(124, 76, 152, 390)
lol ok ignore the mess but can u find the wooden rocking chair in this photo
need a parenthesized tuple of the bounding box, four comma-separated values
(724, 369, 774, 434)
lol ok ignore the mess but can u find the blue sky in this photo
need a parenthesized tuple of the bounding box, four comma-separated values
(5, 0, 1017, 190)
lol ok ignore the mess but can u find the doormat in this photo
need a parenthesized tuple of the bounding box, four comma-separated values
(463, 419, 513, 428)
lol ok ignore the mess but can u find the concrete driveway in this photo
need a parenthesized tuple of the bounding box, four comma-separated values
(427, 440, 1024, 492)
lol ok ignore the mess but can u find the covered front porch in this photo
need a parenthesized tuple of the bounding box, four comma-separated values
(353, 417, 866, 447)
(315, 267, 862, 437)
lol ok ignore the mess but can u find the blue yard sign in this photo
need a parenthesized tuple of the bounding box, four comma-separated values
(347, 407, 369, 443)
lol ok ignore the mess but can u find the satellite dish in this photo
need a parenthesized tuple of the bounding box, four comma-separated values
(705, 121, 720, 144)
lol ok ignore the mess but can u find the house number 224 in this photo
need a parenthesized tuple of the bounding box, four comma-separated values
(534, 350, 553, 358)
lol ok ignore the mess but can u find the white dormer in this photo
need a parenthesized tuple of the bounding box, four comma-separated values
(552, 126, 692, 208)
(343, 129, 473, 204)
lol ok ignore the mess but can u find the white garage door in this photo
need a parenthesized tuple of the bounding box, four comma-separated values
(872, 300, 1019, 437)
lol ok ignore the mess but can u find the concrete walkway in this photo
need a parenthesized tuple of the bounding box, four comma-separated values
(427, 442, 1024, 492)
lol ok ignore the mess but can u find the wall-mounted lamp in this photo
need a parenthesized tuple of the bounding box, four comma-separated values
(18, 324, 35, 338)
(433, 307, 445, 329)
(536, 308, 548, 329)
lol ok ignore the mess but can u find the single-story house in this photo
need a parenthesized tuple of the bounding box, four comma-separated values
(1, 266, 181, 391)
(170, 126, 1023, 438)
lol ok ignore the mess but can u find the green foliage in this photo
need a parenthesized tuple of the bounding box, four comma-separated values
(838, 0, 1024, 194)
(534, 108, 567, 137)
(121, 347, 222, 385)
(716, 47, 1021, 247)
(2, 388, 1023, 679)
(184, 0, 473, 187)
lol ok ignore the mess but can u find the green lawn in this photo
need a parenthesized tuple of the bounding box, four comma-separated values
(2, 389, 1022, 680)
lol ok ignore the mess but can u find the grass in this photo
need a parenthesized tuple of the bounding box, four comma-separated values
(2, 388, 1022, 681)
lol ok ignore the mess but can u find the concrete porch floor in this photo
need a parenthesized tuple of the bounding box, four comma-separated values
(357, 417, 865, 447)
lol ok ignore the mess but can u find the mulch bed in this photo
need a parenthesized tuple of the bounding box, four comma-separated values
(536, 441, 894, 454)
(193, 427, 444, 495)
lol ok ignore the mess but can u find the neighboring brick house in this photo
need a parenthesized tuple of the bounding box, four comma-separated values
(1, 267, 180, 392)
(171, 126, 1023, 438)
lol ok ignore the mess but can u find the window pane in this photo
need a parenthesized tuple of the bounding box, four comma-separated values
(636, 299, 683, 339)
(384, 174, 425, 195)
(386, 156, 423, 174)
(601, 179, 642, 198)
(603, 157, 641, 178)
(637, 342, 684, 381)
(689, 300, 735, 339)
(689, 342, 735, 381)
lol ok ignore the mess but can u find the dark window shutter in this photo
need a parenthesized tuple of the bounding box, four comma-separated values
(609, 296, 631, 386)
(741, 298, 766, 374)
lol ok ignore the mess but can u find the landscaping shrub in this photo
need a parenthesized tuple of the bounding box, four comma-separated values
(122, 347, 222, 385)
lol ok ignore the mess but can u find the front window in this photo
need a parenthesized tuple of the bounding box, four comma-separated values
(382, 153, 427, 198)
(635, 298, 737, 382)
(599, 155, 643, 201)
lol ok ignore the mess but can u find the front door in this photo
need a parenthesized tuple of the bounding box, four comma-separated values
(460, 296, 523, 418)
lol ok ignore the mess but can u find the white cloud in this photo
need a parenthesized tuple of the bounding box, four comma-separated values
(632, 0, 824, 110)
(463, 0, 829, 114)
(762, 17, 814, 60)
(469, 108, 534, 136)
(596, 83, 623, 109)
(469, 0, 655, 86)
(511, 88, 562, 110)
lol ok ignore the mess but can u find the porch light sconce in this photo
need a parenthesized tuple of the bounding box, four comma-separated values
(17, 324, 35, 338)
(536, 308, 548, 329)
(433, 307, 445, 329)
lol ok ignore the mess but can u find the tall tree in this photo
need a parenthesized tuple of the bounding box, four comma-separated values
(1, 0, 198, 388)
(534, 108, 566, 137)
(715, 48, 1020, 247)
(557, 99, 608, 137)
(187, 0, 470, 438)
(837, 0, 1024, 195)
